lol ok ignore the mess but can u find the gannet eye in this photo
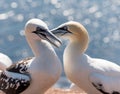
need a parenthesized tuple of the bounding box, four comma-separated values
(59, 26, 68, 31)
(36, 27, 46, 32)
(32, 27, 47, 38)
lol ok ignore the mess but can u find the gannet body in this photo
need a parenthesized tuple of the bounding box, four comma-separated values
(51, 21, 120, 94)
(0, 53, 12, 70)
(0, 19, 62, 94)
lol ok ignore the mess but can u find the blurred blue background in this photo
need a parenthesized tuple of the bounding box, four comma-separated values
(0, 0, 120, 88)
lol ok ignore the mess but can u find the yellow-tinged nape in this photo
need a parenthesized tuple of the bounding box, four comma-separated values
(65, 21, 89, 53)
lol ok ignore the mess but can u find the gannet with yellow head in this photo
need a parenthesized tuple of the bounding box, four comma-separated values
(51, 21, 120, 94)
(0, 18, 62, 94)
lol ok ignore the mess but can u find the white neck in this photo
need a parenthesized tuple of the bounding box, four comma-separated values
(67, 32, 89, 55)
(64, 31, 89, 61)
(64, 32, 89, 65)
(26, 35, 55, 57)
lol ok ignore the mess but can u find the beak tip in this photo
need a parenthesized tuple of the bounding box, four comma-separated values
(55, 40, 62, 48)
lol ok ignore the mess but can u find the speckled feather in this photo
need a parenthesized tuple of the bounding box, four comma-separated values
(7, 57, 33, 74)
(0, 57, 33, 94)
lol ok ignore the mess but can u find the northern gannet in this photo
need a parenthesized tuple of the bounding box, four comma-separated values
(0, 18, 62, 94)
(0, 53, 12, 70)
(51, 21, 120, 94)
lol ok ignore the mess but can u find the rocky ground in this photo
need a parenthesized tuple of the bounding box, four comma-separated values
(45, 88, 87, 94)
(0, 88, 86, 94)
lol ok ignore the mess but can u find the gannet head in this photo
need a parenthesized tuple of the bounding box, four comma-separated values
(51, 21, 89, 53)
(25, 18, 62, 47)
(51, 21, 89, 41)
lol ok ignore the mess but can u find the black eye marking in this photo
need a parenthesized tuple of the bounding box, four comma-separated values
(59, 26, 72, 35)
(36, 27, 46, 32)
(59, 26, 68, 31)
(32, 27, 47, 38)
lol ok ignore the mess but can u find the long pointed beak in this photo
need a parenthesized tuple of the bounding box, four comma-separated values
(45, 30, 62, 47)
(50, 27, 71, 37)
(50, 28, 61, 36)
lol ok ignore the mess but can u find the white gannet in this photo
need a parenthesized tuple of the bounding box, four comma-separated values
(51, 21, 120, 94)
(0, 18, 62, 94)
(0, 53, 12, 70)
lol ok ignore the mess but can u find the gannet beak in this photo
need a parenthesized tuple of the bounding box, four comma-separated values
(51, 26, 71, 37)
(45, 31, 62, 47)
(33, 29, 62, 48)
